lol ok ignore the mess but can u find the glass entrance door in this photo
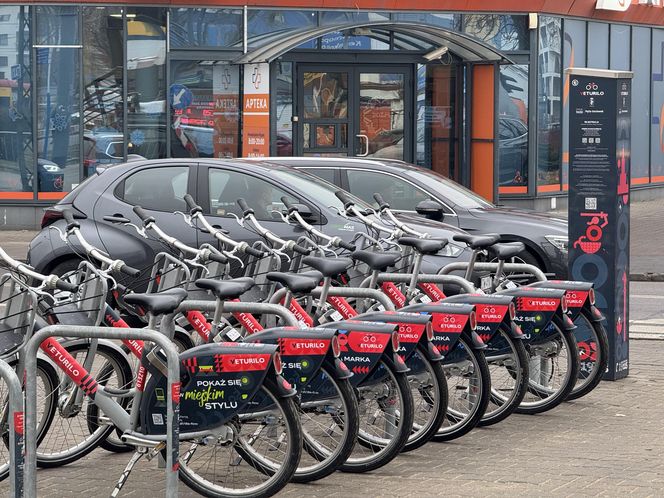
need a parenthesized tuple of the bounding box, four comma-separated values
(297, 65, 412, 160)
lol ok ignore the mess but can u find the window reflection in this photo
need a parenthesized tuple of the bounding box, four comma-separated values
(537, 16, 562, 188)
(463, 15, 529, 52)
(170, 61, 240, 159)
(82, 7, 124, 176)
(247, 10, 317, 48)
(0, 6, 33, 197)
(126, 7, 166, 160)
(36, 6, 80, 195)
(498, 64, 528, 188)
(170, 8, 242, 48)
(275, 62, 293, 156)
(320, 11, 389, 50)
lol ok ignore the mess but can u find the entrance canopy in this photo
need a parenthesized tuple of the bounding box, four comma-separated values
(234, 21, 512, 64)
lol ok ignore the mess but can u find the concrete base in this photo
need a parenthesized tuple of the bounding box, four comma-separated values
(0, 206, 45, 230)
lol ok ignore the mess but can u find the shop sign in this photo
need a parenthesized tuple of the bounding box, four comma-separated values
(213, 64, 240, 158)
(567, 68, 633, 380)
(242, 63, 270, 158)
(595, 0, 631, 11)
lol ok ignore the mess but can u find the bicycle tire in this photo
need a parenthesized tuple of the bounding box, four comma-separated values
(432, 337, 491, 442)
(567, 309, 608, 401)
(402, 345, 448, 452)
(293, 367, 359, 483)
(36, 342, 133, 468)
(0, 358, 59, 481)
(516, 316, 579, 415)
(480, 326, 529, 426)
(340, 358, 414, 473)
(174, 377, 302, 498)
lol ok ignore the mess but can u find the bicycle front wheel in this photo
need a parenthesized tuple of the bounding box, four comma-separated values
(567, 309, 608, 401)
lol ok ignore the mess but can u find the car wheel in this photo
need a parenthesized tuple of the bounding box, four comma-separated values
(491, 247, 543, 278)
(50, 258, 83, 278)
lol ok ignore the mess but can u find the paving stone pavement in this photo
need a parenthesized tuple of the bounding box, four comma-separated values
(2, 339, 663, 497)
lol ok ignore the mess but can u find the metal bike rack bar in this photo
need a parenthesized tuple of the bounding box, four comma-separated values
(438, 262, 547, 282)
(0, 359, 23, 498)
(309, 287, 396, 311)
(178, 300, 299, 327)
(358, 273, 477, 294)
(23, 326, 180, 498)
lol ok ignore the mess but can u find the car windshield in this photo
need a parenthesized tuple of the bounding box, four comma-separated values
(407, 169, 494, 209)
(271, 167, 372, 212)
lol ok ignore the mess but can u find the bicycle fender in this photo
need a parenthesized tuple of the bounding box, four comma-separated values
(497, 287, 566, 344)
(529, 280, 593, 321)
(587, 305, 605, 322)
(140, 342, 278, 436)
(353, 310, 431, 362)
(440, 294, 514, 344)
(324, 357, 354, 380)
(243, 327, 336, 392)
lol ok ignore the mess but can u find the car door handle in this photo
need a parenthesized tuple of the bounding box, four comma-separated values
(103, 213, 131, 224)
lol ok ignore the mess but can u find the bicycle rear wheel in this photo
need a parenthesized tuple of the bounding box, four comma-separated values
(432, 337, 491, 442)
(516, 317, 579, 415)
(402, 345, 447, 452)
(567, 309, 608, 401)
(340, 358, 414, 473)
(174, 378, 302, 498)
(480, 326, 528, 426)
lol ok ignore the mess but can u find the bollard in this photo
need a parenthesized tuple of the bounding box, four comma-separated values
(23, 325, 180, 498)
(0, 359, 23, 498)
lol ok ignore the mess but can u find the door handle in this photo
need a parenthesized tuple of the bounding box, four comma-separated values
(356, 134, 369, 157)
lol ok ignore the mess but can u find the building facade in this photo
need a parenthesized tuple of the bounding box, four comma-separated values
(0, 0, 663, 227)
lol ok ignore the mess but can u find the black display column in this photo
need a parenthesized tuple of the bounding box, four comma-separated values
(565, 68, 633, 381)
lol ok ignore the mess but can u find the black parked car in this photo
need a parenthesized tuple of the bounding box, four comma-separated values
(263, 157, 568, 278)
(28, 159, 472, 277)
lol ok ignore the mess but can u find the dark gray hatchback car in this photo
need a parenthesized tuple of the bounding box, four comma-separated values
(261, 157, 569, 278)
(28, 158, 472, 278)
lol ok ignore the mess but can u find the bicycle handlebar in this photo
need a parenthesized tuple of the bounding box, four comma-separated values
(335, 190, 355, 209)
(55, 279, 79, 292)
(237, 198, 254, 217)
(183, 194, 203, 215)
(373, 193, 390, 211)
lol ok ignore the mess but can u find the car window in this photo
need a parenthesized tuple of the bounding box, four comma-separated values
(120, 166, 189, 212)
(407, 168, 493, 209)
(346, 169, 432, 210)
(209, 168, 298, 221)
(302, 167, 337, 185)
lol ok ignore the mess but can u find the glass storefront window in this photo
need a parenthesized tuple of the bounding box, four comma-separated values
(36, 6, 81, 195)
(537, 16, 562, 189)
(498, 64, 528, 189)
(274, 62, 293, 156)
(170, 61, 240, 159)
(170, 8, 242, 49)
(651, 29, 664, 180)
(631, 27, 650, 184)
(463, 15, 529, 52)
(82, 7, 124, 176)
(126, 7, 166, 160)
(0, 6, 33, 197)
(247, 10, 317, 49)
(392, 12, 461, 31)
(563, 19, 587, 188)
(320, 11, 389, 50)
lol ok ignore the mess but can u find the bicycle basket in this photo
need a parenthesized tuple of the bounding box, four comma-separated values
(0, 273, 38, 358)
(48, 261, 109, 327)
(147, 252, 191, 294)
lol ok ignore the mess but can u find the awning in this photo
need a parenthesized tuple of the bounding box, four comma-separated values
(234, 21, 512, 65)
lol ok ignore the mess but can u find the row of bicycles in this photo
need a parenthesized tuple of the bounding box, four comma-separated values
(0, 190, 608, 497)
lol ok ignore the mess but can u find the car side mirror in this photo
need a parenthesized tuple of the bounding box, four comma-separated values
(415, 200, 445, 221)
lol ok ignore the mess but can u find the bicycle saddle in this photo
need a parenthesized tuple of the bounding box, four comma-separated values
(195, 277, 255, 300)
(266, 271, 322, 294)
(302, 256, 352, 278)
(398, 237, 448, 255)
(453, 233, 501, 249)
(489, 242, 525, 260)
(351, 250, 400, 271)
(123, 288, 188, 315)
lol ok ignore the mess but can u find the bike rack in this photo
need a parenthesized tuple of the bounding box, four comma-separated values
(177, 300, 300, 327)
(23, 326, 180, 498)
(0, 359, 23, 498)
(359, 273, 477, 294)
(438, 262, 547, 282)
(269, 286, 396, 312)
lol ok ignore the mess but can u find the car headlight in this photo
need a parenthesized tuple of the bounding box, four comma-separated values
(41, 163, 62, 173)
(544, 235, 568, 254)
(440, 241, 464, 257)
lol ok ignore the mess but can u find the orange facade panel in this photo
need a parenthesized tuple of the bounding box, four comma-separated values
(470, 64, 495, 202)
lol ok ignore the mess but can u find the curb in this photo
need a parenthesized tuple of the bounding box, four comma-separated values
(630, 273, 664, 282)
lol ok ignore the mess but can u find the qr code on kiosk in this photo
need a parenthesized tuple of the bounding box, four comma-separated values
(584, 197, 597, 210)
